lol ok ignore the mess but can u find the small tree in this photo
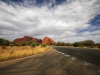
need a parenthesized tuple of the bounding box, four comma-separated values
(73, 42, 80, 47)
(31, 42, 36, 47)
(41, 44, 46, 47)
(0, 38, 10, 46)
(83, 40, 95, 46)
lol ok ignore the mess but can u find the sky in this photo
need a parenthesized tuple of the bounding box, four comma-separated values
(0, 0, 100, 43)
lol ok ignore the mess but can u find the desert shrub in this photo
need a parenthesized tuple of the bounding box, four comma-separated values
(79, 45, 84, 47)
(31, 42, 36, 47)
(89, 45, 94, 48)
(41, 44, 47, 47)
(66, 43, 71, 46)
(26, 41, 33, 46)
(73, 42, 80, 47)
(56, 41, 66, 46)
(20, 42, 26, 46)
(2, 46, 6, 49)
(10, 43, 14, 47)
(36, 43, 39, 46)
(15, 44, 20, 46)
(0, 38, 10, 46)
(83, 40, 95, 46)
(98, 45, 100, 49)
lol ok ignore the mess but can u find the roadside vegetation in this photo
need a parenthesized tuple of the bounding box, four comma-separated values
(0, 38, 50, 61)
(0, 38, 100, 61)
(41, 44, 47, 47)
(54, 40, 100, 49)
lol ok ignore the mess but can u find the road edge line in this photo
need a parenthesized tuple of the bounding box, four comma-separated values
(51, 47, 70, 57)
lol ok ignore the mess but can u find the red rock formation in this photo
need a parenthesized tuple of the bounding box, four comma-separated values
(13, 38, 23, 44)
(13, 36, 33, 44)
(13, 36, 42, 44)
(42, 37, 49, 44)
(23, 36, 32, 41)
(13, 36, 54, 45)
(49, 38, 55, 44)
(42, 37, 55, 45)
(32, 38, 38, 43)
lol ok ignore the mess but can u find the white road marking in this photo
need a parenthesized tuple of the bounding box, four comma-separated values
(71, 57, 76, 60)
(81, 61, 91, 65)
(99, 70, 100, 72)
(52, 48, 70, 57)
(51, 47, 93, 65)
(65, 55, 70, 57)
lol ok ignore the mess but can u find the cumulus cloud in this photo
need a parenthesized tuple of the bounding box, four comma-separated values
(0, 0, 100, 43)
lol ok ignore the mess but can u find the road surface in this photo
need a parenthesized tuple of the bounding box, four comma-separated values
(0, 46, 100, 75)
(53, 46, 100, 66)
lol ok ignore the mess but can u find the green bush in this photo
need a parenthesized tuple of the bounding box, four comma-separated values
(31, 42, 36, 47)
(41, 44, 47, 47)
(10, 44, 14, 47)
(0, 38, 10, 46)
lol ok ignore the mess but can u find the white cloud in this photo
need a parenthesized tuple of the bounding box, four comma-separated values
(0, 0, 100, 43)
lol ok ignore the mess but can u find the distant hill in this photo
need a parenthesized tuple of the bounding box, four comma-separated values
(13, 36, 55, 45)
(42, 37, 55, 45)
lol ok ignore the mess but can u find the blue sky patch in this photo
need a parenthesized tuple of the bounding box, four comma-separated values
(1, 0, 66, 7)
(89, 14, 100, 26)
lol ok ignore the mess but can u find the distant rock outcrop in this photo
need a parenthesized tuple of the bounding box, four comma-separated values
(13, 38, 24, 44)
(42, 37, 55, 45)
(13, 36, 42, 44)
(23, 36, 32, 41)
(32, 38, 38, 43)
(13, 36, 55, 45)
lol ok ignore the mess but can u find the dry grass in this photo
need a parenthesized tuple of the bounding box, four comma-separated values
(0, 46, 50, 61)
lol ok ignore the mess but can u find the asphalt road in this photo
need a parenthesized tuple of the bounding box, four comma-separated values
(0, 47, 100, 75)
(53, 46, 100, 66)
